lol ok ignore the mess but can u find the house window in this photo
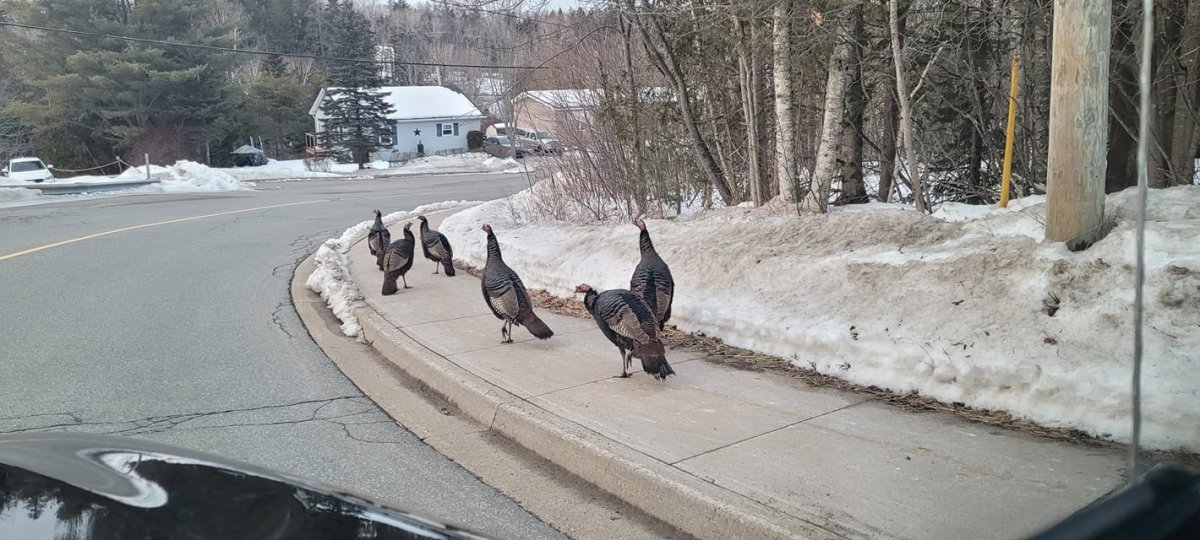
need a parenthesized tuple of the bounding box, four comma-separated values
(441, 123, 454, 136)
(379, 133, 394, 145)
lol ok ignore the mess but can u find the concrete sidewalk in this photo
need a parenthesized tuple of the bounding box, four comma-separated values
(347, 211, 1127, 540)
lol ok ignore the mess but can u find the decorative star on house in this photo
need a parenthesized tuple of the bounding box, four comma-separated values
(413, 129, 421, 136)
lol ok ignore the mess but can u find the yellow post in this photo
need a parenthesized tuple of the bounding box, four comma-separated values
(1000, 54, 1021, 208)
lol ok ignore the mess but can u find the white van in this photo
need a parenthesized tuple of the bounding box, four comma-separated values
(2, 157, 54, 183)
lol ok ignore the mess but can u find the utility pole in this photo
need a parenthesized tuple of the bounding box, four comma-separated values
(1044, 0, 1111, 249)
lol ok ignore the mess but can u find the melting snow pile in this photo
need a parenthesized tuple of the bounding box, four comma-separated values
(219, 159, 350, 181)
(142, 161, 250, 192)
(390, 154, 524, 176)
(307, 200, 482, 337)
(441, 183, 1200, 452)
(0, 187, 43, 206)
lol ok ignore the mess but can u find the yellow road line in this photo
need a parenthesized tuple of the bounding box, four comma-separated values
(0, 200, 323, 262)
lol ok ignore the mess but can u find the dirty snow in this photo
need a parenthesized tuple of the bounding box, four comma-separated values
(441, 182, 1200, 452)
(219, 159, 347, 180)
(0, 187, 44, 207)
(307, 200, 482, 337)
(135, 161, 251, 192)
(390, 154, 525, 176)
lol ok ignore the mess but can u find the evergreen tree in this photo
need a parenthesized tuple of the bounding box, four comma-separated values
(317, 0, 395, 166)
(241, 60, 316, 159)
(0, 0, 236, 166)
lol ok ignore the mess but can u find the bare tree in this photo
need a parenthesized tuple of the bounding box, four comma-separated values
(735, 14, 769, 205)
(802, 14, 852, 213)
(837, 1, 867, 204)
(631, 1, 737, 205)
(889, 0, 926, 212)
(773, 0, 798, 203)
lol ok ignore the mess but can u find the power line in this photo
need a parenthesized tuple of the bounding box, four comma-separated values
(0, 20, 550, 70)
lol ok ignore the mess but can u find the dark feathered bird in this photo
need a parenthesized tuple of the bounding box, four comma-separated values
(367, 210, 391, 271)
(574, 283, 674, 380)
(417, 215, 456, 276)
(630, 218, 674, 330)
(381, 223, 416, 295)
(480, 224, 553, 343)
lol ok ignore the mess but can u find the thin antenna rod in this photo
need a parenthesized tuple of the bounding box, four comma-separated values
(1130, 0, 1153, 485)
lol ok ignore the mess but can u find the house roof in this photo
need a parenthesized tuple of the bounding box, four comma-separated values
(310, 86, 484, 121)
(519, 89, 601, 110)
(232, 145, 264, 155)
(517, 87, 671, 110)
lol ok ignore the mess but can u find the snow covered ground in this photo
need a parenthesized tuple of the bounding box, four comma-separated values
(440, 182, 1200, 452)
(387, 153, 525, 176)
(306, 200, 482, 337)
(219, 159, 350, 180)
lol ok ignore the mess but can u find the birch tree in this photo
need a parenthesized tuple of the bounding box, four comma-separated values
(802, 13, 852, 213)
(773, 0, 798, 203)
(889, 0, 926, 211)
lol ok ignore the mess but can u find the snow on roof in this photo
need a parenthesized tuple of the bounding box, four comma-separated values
(310, 86, 484, 121)
(520, 89, 601, 110)
(518, 87, 672, 110)
(232, 145, 264, 154)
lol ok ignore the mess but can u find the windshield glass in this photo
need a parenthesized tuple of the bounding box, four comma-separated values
(10, 161, 44, 172)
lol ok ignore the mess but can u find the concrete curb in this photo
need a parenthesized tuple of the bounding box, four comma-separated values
(290, 207, 841, 540)
(352, 304, 836, 540)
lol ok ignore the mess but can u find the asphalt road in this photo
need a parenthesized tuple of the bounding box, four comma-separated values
(0, 173, 562, 539)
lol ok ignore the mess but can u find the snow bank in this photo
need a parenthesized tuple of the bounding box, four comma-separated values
(441, 183, 1200, 452)
(219, 159, 344, 181)
(137, 161, 250, 192)
(0, 187, 42, 206)
(390, 154, 524, 176)
(306, 200, 482, 337)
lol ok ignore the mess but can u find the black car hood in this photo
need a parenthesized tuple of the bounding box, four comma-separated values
(0, 432, 492, 539)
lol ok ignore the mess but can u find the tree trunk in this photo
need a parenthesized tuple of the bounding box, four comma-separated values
(889, 0, 926, 211)
(892, 0, 926, 211)
(621, 16, 646, 209)
(772, 0, 798, 203)
(801, 26, 852, 213)
(1169, 0, 1200, 186)
(751, 25, 770, 203)
(736, 16, 765, 205)
(838, 2, 866, 205)
(1045, 0, 1110, 248)
(878, 85, 898, 202)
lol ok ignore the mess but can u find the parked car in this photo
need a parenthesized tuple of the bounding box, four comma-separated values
(482, 136, 538, 159)
(2, 157, 54, 183)
(531, 131, 563, 154)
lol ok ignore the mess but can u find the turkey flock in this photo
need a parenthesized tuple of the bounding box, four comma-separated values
(366, 211, 676, 381)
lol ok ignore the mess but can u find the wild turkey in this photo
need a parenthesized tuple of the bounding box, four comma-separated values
(630, 218, 674, 330)
(480, 224, 553, 343)
(367, 210, 391, 271)
(417, 215, 456, 276)
(574, 284, 674, 380)
(381, 223, 416, 295)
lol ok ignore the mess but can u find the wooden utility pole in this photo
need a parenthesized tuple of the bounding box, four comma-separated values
(1045, 0, 1111, 248)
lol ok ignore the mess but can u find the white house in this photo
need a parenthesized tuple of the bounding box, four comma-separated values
(309, 86, 484, 161)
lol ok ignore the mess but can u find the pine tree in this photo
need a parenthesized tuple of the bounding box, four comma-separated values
(317, 0, 395, 166)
